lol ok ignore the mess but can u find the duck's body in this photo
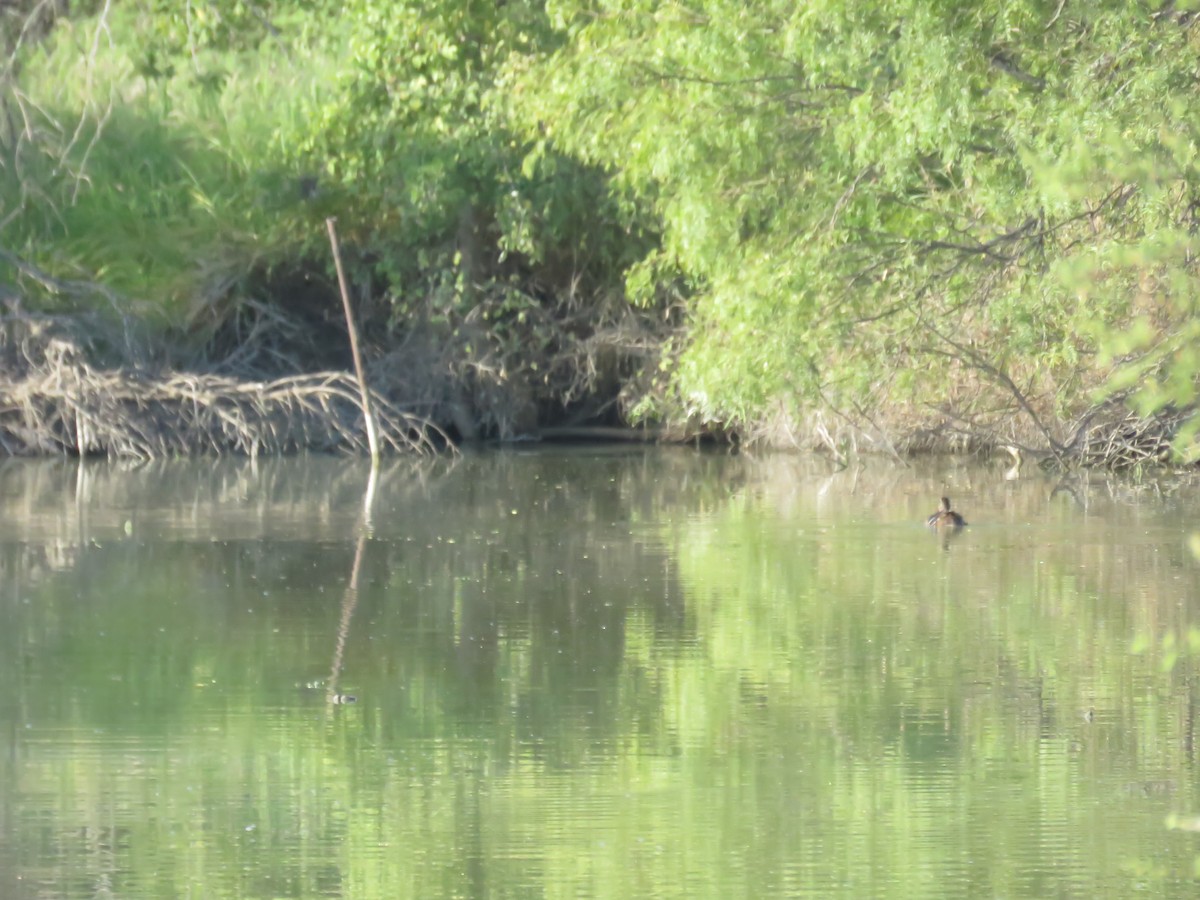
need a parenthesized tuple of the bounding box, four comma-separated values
(927, 496, 967, 528)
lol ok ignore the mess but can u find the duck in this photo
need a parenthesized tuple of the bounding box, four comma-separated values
(927, 496, 967, 528)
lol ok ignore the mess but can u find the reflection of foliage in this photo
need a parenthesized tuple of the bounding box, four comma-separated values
(664, 464, 1200, 891)
(1136, 532, 1200, 674)
(3, 456, 1200, 894)
(0, 451, 744, 894)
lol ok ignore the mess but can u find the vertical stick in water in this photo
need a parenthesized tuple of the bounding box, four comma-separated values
(326, 217, 380, 466)
(325, 529, 366, 710)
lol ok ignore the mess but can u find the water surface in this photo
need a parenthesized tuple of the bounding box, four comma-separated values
(1, 450, 1199, 897)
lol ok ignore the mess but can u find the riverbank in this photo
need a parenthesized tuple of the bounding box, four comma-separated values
(2, 306, 1193, 471)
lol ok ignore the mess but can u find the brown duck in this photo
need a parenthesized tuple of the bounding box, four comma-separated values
(927, 496, 967, 528)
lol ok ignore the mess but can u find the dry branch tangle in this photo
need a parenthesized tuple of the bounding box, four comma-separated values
(0, 325, 446, 458)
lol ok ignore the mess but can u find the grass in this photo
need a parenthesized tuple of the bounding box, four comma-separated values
(3, 7, 345, 333)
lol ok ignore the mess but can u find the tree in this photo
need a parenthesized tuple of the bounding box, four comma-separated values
(510, 0, 1200, 458)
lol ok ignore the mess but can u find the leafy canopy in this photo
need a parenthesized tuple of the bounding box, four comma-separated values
(510, 0, 1200, 452)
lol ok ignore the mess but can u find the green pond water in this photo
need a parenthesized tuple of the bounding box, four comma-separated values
(1, 448, 1200, 898)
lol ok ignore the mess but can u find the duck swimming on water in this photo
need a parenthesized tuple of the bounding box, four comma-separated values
(927, 496, 967, 528)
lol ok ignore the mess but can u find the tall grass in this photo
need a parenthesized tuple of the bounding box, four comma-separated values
(3, 7, 344, 332)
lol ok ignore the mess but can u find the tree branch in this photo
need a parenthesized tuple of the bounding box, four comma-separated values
(919, 323, 1067, 462)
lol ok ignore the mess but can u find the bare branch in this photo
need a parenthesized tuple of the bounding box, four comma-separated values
(918, 322, 1067, 463)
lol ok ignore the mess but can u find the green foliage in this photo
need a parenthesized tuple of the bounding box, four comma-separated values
(1, 3, 344, 325)
(508, 0, 1200, 444)
(6, 0, 1200, 446)
(2, 0, 660, 407)
(297, 0, 654, 319)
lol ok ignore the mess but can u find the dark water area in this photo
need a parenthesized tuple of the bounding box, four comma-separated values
(1, 449, 1199, 898)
